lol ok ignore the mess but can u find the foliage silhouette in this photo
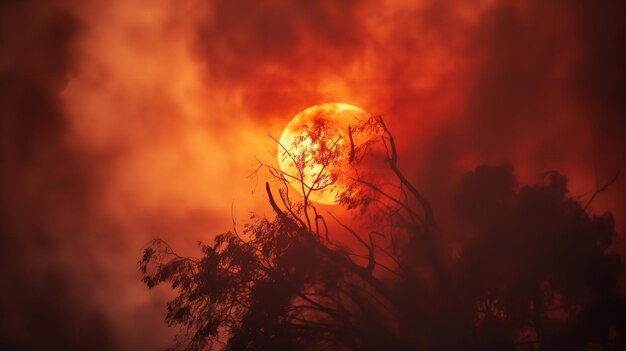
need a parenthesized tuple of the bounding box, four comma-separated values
(140, 117, 625, 350)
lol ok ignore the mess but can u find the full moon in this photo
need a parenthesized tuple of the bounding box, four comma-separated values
(278, 103, 371, 205)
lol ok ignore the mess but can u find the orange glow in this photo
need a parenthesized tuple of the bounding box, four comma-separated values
(277, 103, 370, 205)
(3, 0, 625, 349)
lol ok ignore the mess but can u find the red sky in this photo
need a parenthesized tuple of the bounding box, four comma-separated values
(1, 0, 625, 349)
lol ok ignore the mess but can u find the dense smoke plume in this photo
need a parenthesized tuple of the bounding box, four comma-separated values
(1, 0, 624, 349)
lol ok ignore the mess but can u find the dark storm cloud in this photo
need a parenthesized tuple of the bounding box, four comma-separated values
(464, 1, 564, 152)
(573, 0, 626, 140)
(195, 0, 364, 82)
(193, 0, 366, 116)
(411, 0, 625, 206)
(0, 1, 113, 349)
(458, 0, 626, 158)
(464, 0, 626, 222)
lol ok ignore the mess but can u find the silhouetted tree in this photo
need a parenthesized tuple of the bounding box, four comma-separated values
(140, 117, 625, 350)
(453, 165, 625, 350)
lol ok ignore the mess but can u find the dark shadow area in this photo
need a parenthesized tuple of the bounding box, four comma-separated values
(141, 118, 625, 350)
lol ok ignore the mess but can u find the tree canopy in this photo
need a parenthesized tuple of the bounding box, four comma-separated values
(140, 117, 625, 350)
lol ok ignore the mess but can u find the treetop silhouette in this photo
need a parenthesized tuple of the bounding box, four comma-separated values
(140, 116, 625, 350)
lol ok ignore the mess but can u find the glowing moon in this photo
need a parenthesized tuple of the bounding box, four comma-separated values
(278, 103, 371, 205)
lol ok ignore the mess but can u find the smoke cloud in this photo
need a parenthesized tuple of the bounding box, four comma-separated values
(1, 0, 624, 349)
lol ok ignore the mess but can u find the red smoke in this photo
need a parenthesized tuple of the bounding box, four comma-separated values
(1, 0, 624, 349)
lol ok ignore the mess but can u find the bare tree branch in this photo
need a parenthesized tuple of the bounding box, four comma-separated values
(584, 168, 621, 212)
